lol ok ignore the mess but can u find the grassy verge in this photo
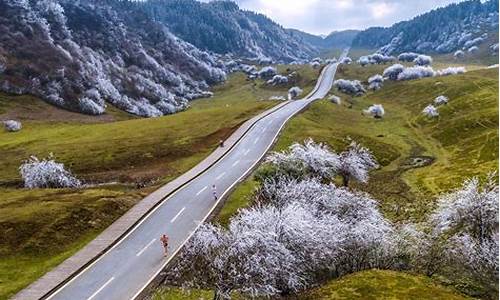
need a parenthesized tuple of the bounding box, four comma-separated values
(0, 65, 320, 299)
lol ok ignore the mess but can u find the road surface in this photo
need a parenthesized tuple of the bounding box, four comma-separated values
(45, 50, 347, 300)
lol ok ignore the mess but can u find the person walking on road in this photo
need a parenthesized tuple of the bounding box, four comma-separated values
(219, 139, 224, 148)
(212, 184, 218, 201)
(160, 234, 169, 257)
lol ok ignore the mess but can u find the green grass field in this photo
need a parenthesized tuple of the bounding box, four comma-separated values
(0, 65, 320, 299)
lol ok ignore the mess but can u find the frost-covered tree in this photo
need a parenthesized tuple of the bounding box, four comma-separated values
(337, 141, 379, 186)
(333, 79, 366, 96)
(434, 95, 449, 105)
(398, 52, 420, 62)
(436, 67, 466, 76)
(397, 66, 435, 81)
(266, 75, 288, 86)
(329, 95, 341, 105)
(490, 43, 499, 55)
(467, 46, 479, 53)
(422, 104, 439, 118)
(340, 57, 352, 64)
(454, 50, 465, 59)
(3, 120, 22, 132)
(368, 74, 384, 90)
(258, 66, 278, 79)
(429, 176, 499, 296)
(464, 37, 485, 49)
(359, 53, 395, 66)
(310, 61, 321, 69)
(365, 104, 385, 119)
(413, 55, 433, 66)
(288, 86, 303, 100)
(19, 154, 81, 188)
(383, 64, 405, 80)
(265, 139, 340, 182)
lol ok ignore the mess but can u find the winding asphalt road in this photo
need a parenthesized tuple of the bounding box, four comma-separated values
(45, 49, 348, 300)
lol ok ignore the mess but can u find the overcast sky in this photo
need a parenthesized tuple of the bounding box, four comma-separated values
(232, 0, 465, 35)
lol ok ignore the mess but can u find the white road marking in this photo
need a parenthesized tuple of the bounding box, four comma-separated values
(87, 277, 114, 300)
(232, 160, 240, 167)
(196, 186, 207, 196)
(243, 149, 250, 156)
(170, 207, 185, 223)
(136, 238, 157, 257)
(216, 172, 226, 180)
(254, 137, 259, 144)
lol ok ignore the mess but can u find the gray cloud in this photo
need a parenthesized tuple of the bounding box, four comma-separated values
(233, 0, 466, 35)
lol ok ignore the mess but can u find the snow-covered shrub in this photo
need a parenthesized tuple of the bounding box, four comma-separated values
(310, 61, 321, 69)
(397, 66, 435, 81)
(288, 86, 303, 100)
(464, 37, 484, 49)
(383, 64, 405, 80)
(329, 95, 341, 105)
(265, 139, 340, 181)
(358, 56, 371, 67)
(368, 74, 384, 90)
(78, 96, 106, 115)
(242, 64, 257, 75)
(340, 57, 352, 64)
(266, 75, 289, 86)
(436, 67, 466, 76)
(413, 55, 433, 66)
(325, 58, 337, 64)
(490, 43, 499, 55)
(454, 50, 465, 59)
(365, 104, 385, 118)
(312, 57, 323, 63)
(19, 155, 81, 188)
(358, 53, 394, 66)
(3, 120, 22, 132)
(434, 95, 449, 105)
(467, 46, 479, 53)
(422, 105, 439, 118)
(398, 52, 420, 62)
(333, 79, 366, 96)
(337, 141, 379, 186)
(258, 66, 277, 79)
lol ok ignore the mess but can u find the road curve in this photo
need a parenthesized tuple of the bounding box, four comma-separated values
(42, 49, 348, 300)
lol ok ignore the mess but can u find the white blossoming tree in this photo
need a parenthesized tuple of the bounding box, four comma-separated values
(19, 154, 81, 188)
(3, 120, 22, 132)
(264, 139, 340, 182)
(337, 141, 379, 187)
(429, 176, 499, 296)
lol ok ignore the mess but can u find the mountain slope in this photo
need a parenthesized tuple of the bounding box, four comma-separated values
(288, 29, 359, 50)
(142, 0, 316, 62)
(352, 0, 499, 55)
(0, 0, 228, 117)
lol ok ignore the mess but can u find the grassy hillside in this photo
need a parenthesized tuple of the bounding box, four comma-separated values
(0, 65, 320, 299)
(179, 65, 497, 299)
(302, 270, 470, 300)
